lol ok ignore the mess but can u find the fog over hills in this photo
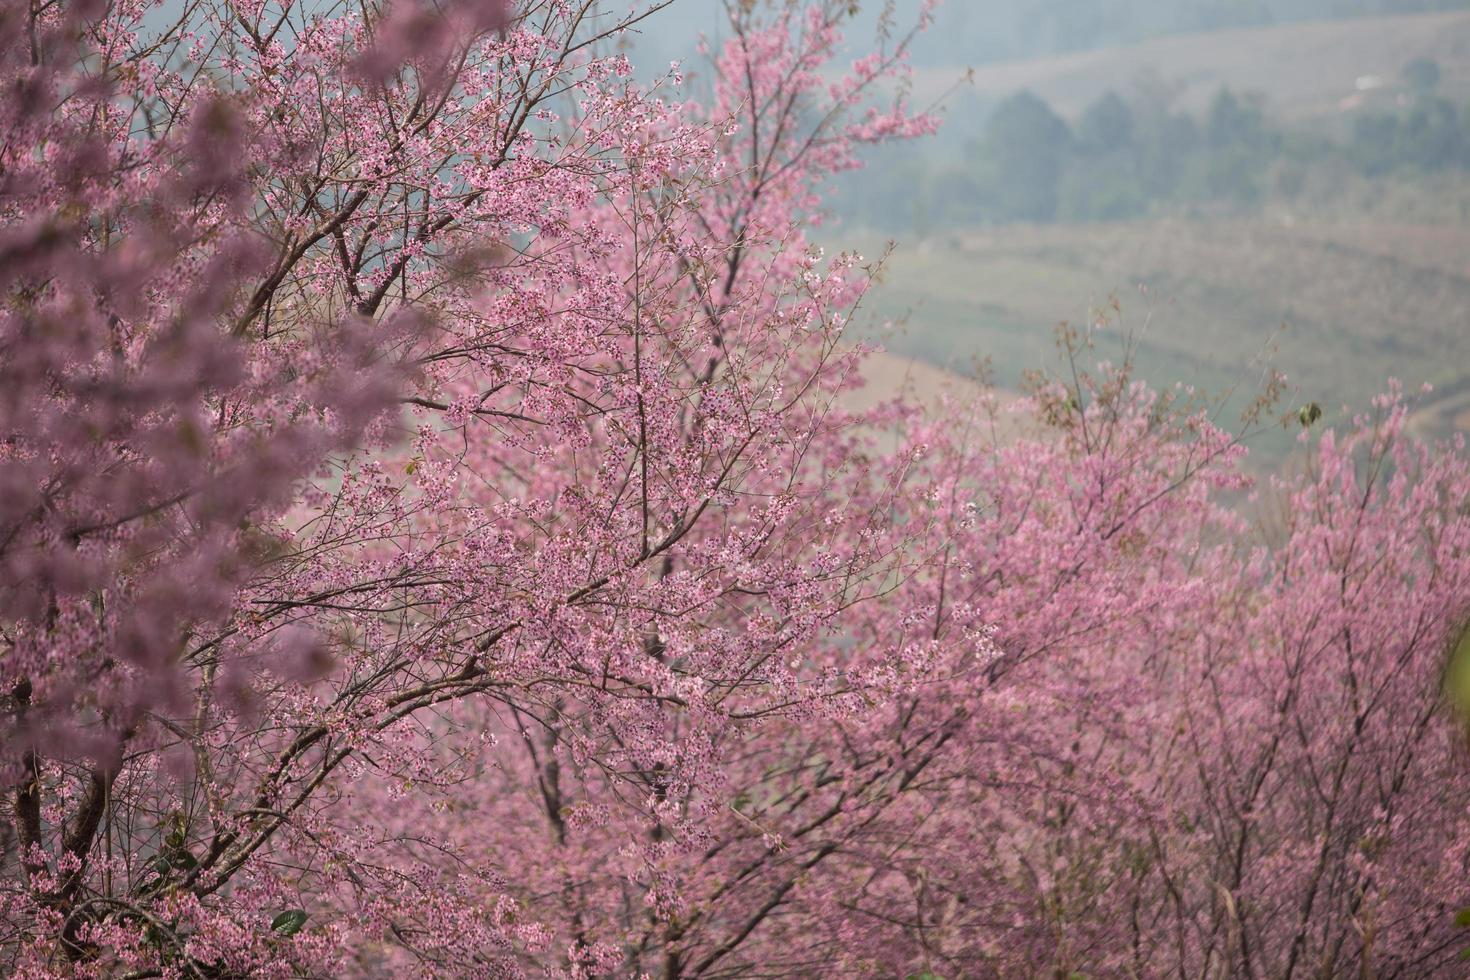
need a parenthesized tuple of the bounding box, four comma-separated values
(631, 0, 1470, 70)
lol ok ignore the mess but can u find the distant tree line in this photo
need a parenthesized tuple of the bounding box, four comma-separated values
(844, 57, 1470, 229)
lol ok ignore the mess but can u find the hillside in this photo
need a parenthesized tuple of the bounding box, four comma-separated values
(846, 217, 1470, 461)
(914, 10, 1470, 122)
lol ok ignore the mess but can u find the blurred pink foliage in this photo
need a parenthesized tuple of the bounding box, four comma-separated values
(1, 0, 1468, 976)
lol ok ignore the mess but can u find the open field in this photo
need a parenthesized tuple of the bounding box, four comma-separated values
(840, 350, 987, 414)
(842, 217, 1470, 464)
(914, 10, 1470, 122)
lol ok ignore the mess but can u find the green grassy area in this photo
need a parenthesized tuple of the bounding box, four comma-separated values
(839, 217, 1470, 463)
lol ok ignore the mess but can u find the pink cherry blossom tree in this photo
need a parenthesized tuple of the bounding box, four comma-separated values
(1, 0, 947, 973)
(721, 358, 1470, 979)
(4, 0, 1469, 977)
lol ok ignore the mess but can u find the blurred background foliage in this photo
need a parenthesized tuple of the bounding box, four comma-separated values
(633, 1, 1470, 465)
(842, 72, 1470, 228)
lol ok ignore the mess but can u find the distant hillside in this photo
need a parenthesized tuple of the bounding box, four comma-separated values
(632, 2, 1470, 78)
(913, 10, 1470, 121)
(844, 217, 1470, 461)
(908, 1, 1470, 67)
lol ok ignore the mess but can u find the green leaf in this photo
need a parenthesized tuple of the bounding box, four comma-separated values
(1297, 402, 1322, 428)
(271, 909, 308, 937)
(1455, 906, 1470, 928)
(1445, 626, 1470, 727)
